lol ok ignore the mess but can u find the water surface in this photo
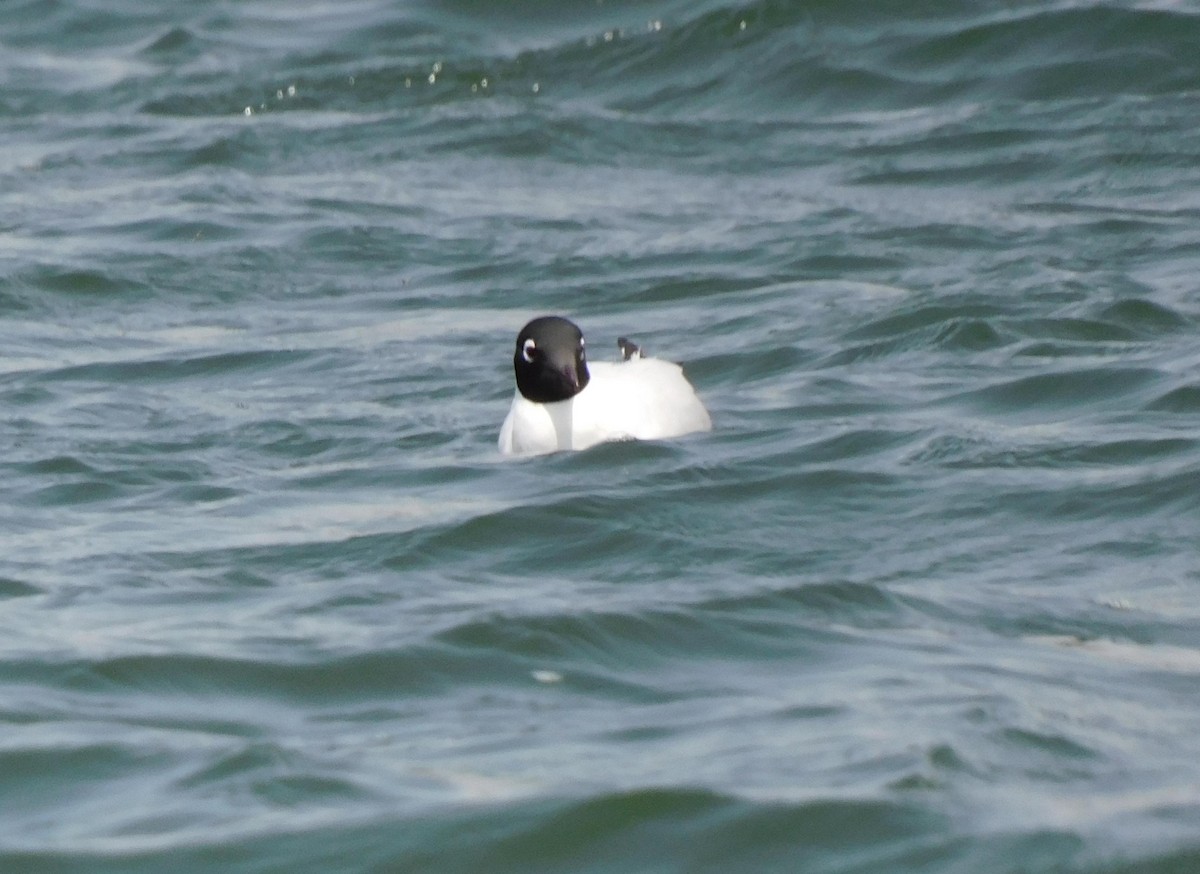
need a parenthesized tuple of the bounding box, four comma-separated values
(3, 1, 1200, 871)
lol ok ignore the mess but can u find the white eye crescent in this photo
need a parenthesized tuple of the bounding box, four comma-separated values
(522, 338, 537, 363)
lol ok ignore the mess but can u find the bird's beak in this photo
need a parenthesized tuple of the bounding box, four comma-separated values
(560, 366, 580, 392)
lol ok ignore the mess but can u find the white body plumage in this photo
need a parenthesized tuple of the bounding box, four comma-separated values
(499, 357, 712, 455)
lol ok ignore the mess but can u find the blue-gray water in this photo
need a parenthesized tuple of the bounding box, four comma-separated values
(3, 1, 1200, 871)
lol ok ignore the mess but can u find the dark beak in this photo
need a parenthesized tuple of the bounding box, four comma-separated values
(560, 366, 580, 392)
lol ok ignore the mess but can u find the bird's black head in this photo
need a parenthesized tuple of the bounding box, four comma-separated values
(513, 315, 591, 403)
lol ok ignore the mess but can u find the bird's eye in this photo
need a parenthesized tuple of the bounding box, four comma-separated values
(521, 338, 537, 364)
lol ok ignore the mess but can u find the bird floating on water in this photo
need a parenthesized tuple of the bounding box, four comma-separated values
(498, 315, 711, 455)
